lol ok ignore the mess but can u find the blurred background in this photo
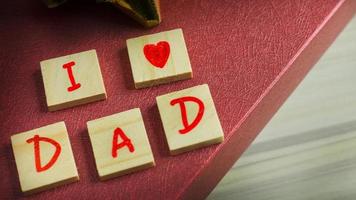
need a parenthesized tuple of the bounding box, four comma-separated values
(209, 16, 356, 200)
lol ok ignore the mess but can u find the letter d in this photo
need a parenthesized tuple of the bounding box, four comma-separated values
(26, 135, 61, 172)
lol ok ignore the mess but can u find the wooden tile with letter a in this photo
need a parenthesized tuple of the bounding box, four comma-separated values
(126, 28, 193, 89)
(11, 122, 79, 195)
(40, 49, 107, 111)
(87, 108, 155, 180)
(156, 84, 224, 155)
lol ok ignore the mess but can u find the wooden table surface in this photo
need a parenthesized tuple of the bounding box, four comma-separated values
(208, 16, 356, 200)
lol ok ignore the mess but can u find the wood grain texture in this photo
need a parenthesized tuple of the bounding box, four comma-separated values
(11, 122, 79, 195)
(87, 108, 155, 181)
(127, 29, 192, 89)
(156, 84, 224, 155)
(40, 50, 107, 111)
(0, 0, 355, 199)
(208, 15, 356, 200)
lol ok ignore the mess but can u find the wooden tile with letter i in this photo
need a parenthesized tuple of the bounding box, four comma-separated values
(156, 84, 224, 155)
(10, 122, 79, 195)
(40, 49, 107, 111)
(126, 28, 193, 89)
(87, 108, 155, 180)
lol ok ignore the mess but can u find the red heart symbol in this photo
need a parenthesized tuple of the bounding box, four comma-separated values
(143, 41, 170, 68)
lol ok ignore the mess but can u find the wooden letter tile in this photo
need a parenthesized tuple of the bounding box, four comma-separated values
(126, 28, 193, 89)
(40, 49, 107, 111)
(156, 84, 224, 155)
(87, 108, 155, 180)
(11, 122, 79, 195)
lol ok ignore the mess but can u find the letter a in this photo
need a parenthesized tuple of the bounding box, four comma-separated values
(26, 135, 61, 172)
(112, 128, 135, 158)
(63, 61, 81, 92)
(170, 96, 205, 134)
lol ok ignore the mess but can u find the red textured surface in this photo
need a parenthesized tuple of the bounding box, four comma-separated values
(0, 0, 355, 199)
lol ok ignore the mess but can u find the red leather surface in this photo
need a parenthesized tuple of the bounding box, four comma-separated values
(0, 0, 354, 199)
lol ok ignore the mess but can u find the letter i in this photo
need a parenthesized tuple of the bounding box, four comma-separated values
(63, 61, 81, 92)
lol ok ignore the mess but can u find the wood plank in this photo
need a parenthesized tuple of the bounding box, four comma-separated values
(209, 15, 356, 200)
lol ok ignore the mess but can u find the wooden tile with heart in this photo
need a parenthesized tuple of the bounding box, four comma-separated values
(126, 28, 193, 89)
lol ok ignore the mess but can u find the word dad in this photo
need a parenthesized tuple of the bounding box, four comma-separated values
(11, 29, 224, 195)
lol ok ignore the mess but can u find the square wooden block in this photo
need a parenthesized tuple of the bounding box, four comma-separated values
(87, 108, 155, 180)
(11, 122, 79, 195)
(156, 84, 224, 155)
(126, 28, 192, 89)
(40, 49, 107, 111)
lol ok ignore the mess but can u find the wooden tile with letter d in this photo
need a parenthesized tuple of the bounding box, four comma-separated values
(126, 28, 193, 89)
(40, 49, 107, 111)
(11, 122, 79, 195)
(156, 84, 224, 155)
(87, 108, 155, 181)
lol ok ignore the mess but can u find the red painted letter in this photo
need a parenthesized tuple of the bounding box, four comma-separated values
(112, 128, 135, 158)
(26, 135, 61, 172)
(170, 96, 205, 134)
(62, 61, 81, 92)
